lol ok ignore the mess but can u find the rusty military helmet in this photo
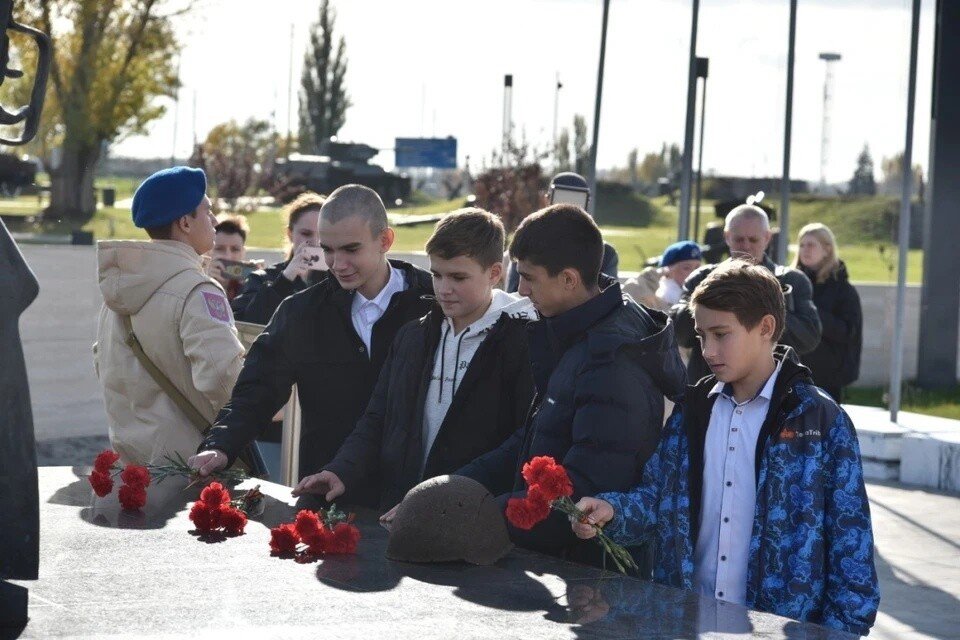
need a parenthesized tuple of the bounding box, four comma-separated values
(386, 475, 513, 566)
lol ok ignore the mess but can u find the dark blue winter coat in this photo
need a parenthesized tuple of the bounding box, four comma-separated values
(598, 348, 879, 636)
(457, 280, 687, 563)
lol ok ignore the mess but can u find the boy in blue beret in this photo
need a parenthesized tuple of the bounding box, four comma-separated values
(94, 166, 247, 467)
(624, 240, 703, 311)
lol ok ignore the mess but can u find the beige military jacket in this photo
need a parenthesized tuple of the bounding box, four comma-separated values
(94, 240, 244, 465)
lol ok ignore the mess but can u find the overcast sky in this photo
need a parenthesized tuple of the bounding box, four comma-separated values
(112, 0, 934, 184)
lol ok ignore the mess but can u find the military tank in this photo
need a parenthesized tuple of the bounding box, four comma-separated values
(272, 140, 411, 204)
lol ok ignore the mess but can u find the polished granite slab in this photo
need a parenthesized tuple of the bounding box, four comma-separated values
(9, 467, 858, 639)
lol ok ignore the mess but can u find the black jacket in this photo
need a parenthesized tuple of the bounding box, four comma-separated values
(230, 260, 312, 325)
(798, 262, 863, 393)
(201, 260, 434, 498)
(457, 280, 687, 562)
(324, 303, 536, 509)
(670, 255, 822, 383)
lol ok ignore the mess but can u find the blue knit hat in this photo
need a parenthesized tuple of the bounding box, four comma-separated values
(659, 240, 703, 267)
(131, 166, 207, 229)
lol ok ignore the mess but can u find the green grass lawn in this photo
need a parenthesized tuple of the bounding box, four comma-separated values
(4, 191, 925, 283)
(845, 385, 960, 420)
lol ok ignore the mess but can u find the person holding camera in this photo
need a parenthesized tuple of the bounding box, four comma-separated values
(206, 214, 263, 301)
(231, 192, 327, 324)
(669, 204, 821, 383)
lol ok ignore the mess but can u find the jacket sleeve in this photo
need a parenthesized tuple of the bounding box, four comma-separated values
(820, 408, 880, 636)
(323, 329, 402, 486)
(455, 425, 524, 497)
(820, 282, 862, 344)
(506, 343, 665, 550)
(180, 284, 245, 415)
(598, 407, 683, 547)
(231, 267, 297, 325)
(200, 296, 298, 466)
(781, 270, 822, 355)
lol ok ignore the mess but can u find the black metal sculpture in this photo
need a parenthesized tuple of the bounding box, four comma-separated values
(0, 0, 50, 146)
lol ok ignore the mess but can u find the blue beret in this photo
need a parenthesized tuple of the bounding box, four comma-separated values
(660, 240, 703, 267)
(131, 166, 207, 229)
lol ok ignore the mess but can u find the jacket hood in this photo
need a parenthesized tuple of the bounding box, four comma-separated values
(97, 240, 208, 315)
(442, 289, 536, 341)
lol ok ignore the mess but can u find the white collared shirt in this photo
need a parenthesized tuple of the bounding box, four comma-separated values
(350, 265, 406, 355)
(693, 359, 782, 606)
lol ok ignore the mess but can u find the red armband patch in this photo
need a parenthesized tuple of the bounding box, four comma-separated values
(201, 291, 231, 323)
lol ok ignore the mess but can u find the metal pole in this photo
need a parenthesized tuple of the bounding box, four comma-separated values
(286, 23, 294, 154)
(502, 75, 513, 162)
(170, 56, 180, 165)
(778, 0, 798, 264)
(890, 0, 922, 421)
(694, 60, 708, 243)
(553, 72, 561, 171)
(587, 0, 611, 214)
(678, 0, 701, 240)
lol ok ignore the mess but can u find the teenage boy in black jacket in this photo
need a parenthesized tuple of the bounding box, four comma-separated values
(456, 204, 687, 567)
(189, 185, 433, 504)
(293, 209, 536, 512)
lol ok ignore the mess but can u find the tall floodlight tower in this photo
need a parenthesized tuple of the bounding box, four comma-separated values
(818, 52, 842, 187)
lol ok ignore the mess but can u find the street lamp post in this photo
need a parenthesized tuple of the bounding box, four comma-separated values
(678, 0, 701, 240)
(777, 0, 798, 264)
(693, 56, 709, 244)
(587, 0, 611, 214)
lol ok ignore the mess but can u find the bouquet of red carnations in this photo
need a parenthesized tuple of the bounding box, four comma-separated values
(188, 482, 262, 536)
(505, 456, 638, 575)
(269, 505, 361, 560)
(87, 449, 249, 511)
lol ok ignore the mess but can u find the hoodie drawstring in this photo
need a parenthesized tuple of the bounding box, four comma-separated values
(437, 323, 450, 403)
(451, 328, 470, 397)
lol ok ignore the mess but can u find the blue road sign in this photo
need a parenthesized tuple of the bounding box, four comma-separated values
(395, 137, 457, 169)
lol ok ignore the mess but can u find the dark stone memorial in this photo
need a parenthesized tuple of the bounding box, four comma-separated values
(10, 467, 858, 639)
(0, 218, 40, 632)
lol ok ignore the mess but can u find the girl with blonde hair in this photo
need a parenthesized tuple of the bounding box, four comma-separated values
(793, 223, 863, 401)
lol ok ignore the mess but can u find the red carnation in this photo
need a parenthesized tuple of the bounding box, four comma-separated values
(199, 482, 230, 507)
(119, 464, 151, 489)
(189, 501, 222, 532)
(88, 470, 114, 497)
(303, 526, 334, 556)
(326, 523, 361, 555)
(220, 507, 247, 535)
(522, 456, 573, 502)
(118, 483, 147, 511)
(294, 510, 322, 539)
(269, 524, 300, 553)
(94, 450, 120, 473)
(505, 488, 552, 531)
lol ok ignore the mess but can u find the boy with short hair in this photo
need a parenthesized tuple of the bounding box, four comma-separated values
(188, 185, 434, 500)
(457, 204, 687, 568)
(293, 208, 536, 511)
(572, 260, 879, 636)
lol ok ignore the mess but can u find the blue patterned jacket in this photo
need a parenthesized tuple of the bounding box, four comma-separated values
(599, 349, 879, 636)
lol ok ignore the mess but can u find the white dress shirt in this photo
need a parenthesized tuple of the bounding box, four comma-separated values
(350, 265, 406, 355)
(693, 359, 782, 606)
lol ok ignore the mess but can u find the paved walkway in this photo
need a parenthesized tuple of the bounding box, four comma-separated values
(17, 244, 960, 639)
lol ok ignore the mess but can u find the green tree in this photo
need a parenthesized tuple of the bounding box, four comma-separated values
(189, 118, 277, 208)
(9, 1, 184, 224)
(554, 128, 571, 173)
(849, 144, 877, 196)
(573, 114, 590, 175)
(298, 0, 349, 154)
(880, 152, 924, 198)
